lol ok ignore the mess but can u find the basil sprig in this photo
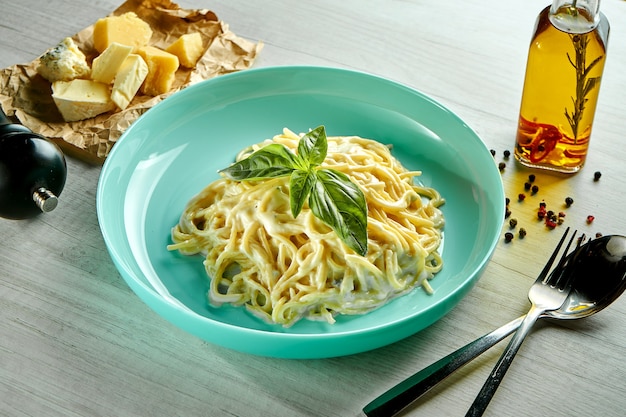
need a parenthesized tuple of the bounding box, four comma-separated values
(219, 126, 368, 256)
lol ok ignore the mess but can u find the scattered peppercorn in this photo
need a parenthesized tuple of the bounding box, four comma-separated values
(537, 210, 546, 220)
(505, 197, 510, 205)
(545, 210, 558, 227)
(504, 232, 514, 243)
(531, 185, 539, 194)
(503, 150, 511, 158)
(518, 193, 526, 201)
(596, 232, 603, 238)
(505, 207, 512, 218)
(509, 218, 518, 229)
(586, 215, 595, 224)
(593, 171, 602, 181)
(524, 182, 532, 191)
(528, 174, 536, 183)
(539, 201, 547, 208)
(519, 228, 527, 239)
(498, 162, 506, 171)
(565, 197, 574, 207)
(490, 149, 496, 157)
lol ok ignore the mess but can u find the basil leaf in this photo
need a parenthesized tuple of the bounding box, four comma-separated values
(297, 126, 327, 167)
(289, 169, 316, 218)
(219, 144, 298, 180)
(217, 126, 370, 256)
(309, 168, 368, 256)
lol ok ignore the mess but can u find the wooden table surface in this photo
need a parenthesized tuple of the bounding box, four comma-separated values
(1, 1, 625, 416)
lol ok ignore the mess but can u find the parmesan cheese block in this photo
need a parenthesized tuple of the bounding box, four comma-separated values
(93, 12, 153, 53)
(136, 46, 179, 96)
(111, 54, 149, 110)
(37, 37, 90, 82)
(165, 33, 204, 68)
(52, 79, 115, 122)
(91, 42, 133, 84)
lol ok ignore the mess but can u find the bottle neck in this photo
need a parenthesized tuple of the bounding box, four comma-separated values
(550, 0, 601, 33)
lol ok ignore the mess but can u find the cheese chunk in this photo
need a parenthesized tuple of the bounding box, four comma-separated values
(136, 46, 179, 96)
(93, 12, 153, 53)
(91, 42, 133, 84)
(37, 37, 90, 82)
(165, 33, 204, 68)
(52, 79, 115, 122)
(111, 54, 149, 110)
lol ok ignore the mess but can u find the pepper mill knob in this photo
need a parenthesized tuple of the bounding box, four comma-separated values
(33, 187, 59, 213)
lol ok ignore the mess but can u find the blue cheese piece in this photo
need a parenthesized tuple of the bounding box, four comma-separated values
(37, 37, 90, 82)
(51, 79, 115, 122)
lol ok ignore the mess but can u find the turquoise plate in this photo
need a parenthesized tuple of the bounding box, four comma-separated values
(97, 66, 504, 359)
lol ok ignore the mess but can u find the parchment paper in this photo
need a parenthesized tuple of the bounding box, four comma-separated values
(0, 0, 262, 164)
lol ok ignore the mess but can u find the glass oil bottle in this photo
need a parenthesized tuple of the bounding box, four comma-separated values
(514, 0, 609, 173)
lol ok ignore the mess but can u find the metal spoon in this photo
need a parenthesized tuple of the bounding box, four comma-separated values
(363, 234, 626, 417)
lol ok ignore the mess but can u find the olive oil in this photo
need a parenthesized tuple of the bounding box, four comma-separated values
(515, 1, 609, 173)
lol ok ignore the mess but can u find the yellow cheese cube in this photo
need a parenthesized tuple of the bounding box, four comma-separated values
(91, 42, 133, 84)
(136, 46, 179, 96)
(111, 54, 149, 110)
(51, 79, 115, 122)
(165, 33, 204, 68)
(93, 12, 153, 53)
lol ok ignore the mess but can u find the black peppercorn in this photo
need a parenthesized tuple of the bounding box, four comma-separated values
(498, 162, 506, 171)
(503, 150, 511, 158)
(593, 171, 602, 181)
(524, 182, 531, 191)
(519, 228, 527, 239)
(565, 197, 574, 207)
(528, 174, 536, 183)
(490, 149, 496, 157)
(509, 218, 518, 229)
(504, 232, 514, 243)
(531, 185, 539, 194)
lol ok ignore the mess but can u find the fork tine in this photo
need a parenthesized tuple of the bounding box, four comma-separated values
(550, 232, 587, 289)
(552, 230, 579, 273)
(537, 227, 571, 283)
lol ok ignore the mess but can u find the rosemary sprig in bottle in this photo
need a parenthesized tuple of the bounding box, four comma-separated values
(564, 32, 602, 142)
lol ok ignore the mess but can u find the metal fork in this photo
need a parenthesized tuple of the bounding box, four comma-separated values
(362, 227, 582, 417)
(465, 228, 584, 417)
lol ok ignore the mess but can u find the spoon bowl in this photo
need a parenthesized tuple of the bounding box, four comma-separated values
(548, 234, 626, 320)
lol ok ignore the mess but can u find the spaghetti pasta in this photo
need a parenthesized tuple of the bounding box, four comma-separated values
(168, 128, 445, 326)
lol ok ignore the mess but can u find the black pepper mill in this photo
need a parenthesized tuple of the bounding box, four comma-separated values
(0, 107, 67, 219)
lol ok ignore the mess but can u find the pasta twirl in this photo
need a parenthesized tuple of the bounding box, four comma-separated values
(168, 128, 444, 326)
